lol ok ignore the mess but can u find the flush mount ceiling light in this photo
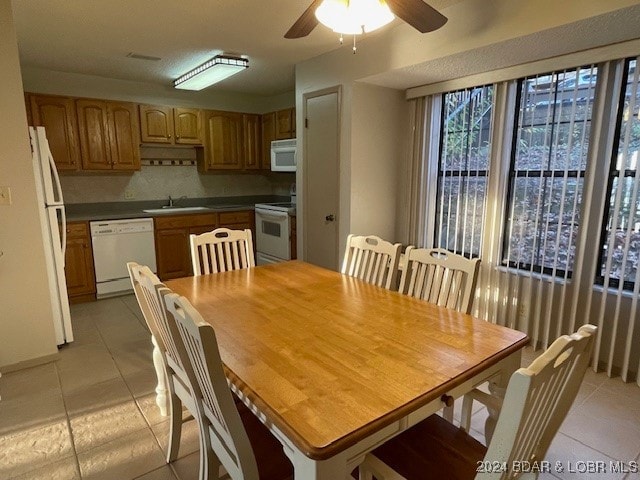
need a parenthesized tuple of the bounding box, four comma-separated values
(173, 55, 248, 91)
(315, 0, 395, 35)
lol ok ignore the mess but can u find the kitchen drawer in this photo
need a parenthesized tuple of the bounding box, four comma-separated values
(154, 213, 218, 230)
(218, 211, 252, 225)
(66, 221, 89, 238)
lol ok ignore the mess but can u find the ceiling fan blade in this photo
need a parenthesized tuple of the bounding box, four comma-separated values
(386, 0, 447, 33)
(285, 0, 324, 39)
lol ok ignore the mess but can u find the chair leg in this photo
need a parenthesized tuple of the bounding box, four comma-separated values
(460, 394, 473, 431)
(166, 390, 183, 463)
(442, 403, 454, 423)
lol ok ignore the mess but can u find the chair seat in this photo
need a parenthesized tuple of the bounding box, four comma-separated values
(236, 401, 294, 480)
(371, 415, 487, 480)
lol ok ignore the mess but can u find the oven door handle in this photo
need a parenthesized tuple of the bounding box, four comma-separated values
(255, 208, 289, 220)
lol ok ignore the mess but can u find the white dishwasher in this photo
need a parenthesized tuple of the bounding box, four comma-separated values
(90, 218, 157, 298)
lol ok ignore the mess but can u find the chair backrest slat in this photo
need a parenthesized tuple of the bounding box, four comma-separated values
(479, 324, 597, 480)
(399, 247, 480, 314)
(164, 292, 260, 480)
(190, 228, 255, 276)
(127, 262, 189, 379)
(341, 234, 402, 290)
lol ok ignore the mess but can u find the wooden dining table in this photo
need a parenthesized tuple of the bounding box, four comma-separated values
(162, 260, 528, 479)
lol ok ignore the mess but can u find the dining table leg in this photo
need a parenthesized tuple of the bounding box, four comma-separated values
(151, 335, 169, 416)
(288, 449, 350, 480)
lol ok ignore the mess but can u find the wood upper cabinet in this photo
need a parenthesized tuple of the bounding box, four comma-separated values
(242, 114, 261, 171)
(108, 102, 141, 170)
(201, 110, 243, 171)
(64, 222, 96, 302)
(261, 112, 275, 170)
(76, 99, 140, 171)
(275, 107, 296, 140)
(140, 105, 203, 145)
(76, 99, 111, 170)
(139, 105, 174, 143)
(30, 94, 81, 171)
(174, 108, 202, 144)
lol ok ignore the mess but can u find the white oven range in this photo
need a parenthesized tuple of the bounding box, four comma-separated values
(254, 202, 296, 265)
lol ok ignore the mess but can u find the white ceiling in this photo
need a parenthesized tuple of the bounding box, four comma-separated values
(12, 0, 460, 97)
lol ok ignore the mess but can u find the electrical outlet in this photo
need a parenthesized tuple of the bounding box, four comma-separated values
(124, 190, 135, 200)
(0, 186, 11, 205)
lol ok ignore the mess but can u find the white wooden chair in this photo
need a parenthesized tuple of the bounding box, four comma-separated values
(127, 262, 198, 467)
(190, 228, 255, 275)
(399, 247, 480, 314)
(341, 234, 402, 290)
(163, 292, 293, 480)
(358, 324, 597, 480)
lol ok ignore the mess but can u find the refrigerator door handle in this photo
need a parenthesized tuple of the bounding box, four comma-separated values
(59, 206, 67, 263)
(46, 136, 65, 206)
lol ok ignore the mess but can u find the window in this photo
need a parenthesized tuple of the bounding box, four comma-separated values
(598, 58, 640, 290)
(435, 86, 493, 257)
(503, 66, 598, 276)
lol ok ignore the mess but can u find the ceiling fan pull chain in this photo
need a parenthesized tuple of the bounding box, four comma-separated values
(340, 34, 344, 45)
(353, 35, 357, 54)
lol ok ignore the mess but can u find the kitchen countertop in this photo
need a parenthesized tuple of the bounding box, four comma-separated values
(66, 195, 292, 222)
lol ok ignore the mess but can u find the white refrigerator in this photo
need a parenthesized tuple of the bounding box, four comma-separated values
(30, 126, 73, 345)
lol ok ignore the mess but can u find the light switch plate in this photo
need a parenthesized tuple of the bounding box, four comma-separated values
(0, 186, 11, 205)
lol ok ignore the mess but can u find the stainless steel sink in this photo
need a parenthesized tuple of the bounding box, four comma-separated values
(142, 206, 210, 214)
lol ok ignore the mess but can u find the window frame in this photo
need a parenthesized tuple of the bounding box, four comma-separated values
(595, 57, 639, 291)
(434, 85, 494, 259)
(501, 67, 597, 278)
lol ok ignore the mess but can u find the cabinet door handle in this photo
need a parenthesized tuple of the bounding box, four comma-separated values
(168, 134, 172, 139)
(325, 214, 335, 222)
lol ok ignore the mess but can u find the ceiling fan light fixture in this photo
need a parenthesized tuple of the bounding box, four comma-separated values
(315, 0, 395, 35)
(173, 55, 248, 91)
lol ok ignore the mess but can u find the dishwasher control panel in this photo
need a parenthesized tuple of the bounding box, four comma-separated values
(90, 218, 154, 236)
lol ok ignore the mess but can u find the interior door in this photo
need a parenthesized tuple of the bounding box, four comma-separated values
(303, 88, 340, 270)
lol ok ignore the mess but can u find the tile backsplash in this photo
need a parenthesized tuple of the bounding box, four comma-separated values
(60, 165, 295, 204)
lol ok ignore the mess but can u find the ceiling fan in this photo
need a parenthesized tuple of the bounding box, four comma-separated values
(284, 0, 448, 39)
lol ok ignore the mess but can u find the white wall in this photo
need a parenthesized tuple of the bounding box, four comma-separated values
(295, 0, 640, 260)
(0, 0, 58, 369)
(350, 83, 407, 239)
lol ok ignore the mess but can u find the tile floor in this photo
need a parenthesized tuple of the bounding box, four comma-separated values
(0, 295, 639, 479)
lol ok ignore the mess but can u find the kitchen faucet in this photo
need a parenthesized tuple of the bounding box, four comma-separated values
(167, 195, 187, 207)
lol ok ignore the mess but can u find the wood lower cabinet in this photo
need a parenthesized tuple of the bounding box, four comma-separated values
(154, 213, 216, 280)
(64, 221, 96, 303)
(30, 94, 81, 171)
(154, 211, 255, 280)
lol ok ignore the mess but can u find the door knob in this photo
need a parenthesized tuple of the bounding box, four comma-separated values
(325, 214, 335, 222)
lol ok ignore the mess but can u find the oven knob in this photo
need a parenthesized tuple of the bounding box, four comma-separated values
(325, 214, 335, 222)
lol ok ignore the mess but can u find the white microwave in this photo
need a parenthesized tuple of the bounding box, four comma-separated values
(271, 139, 296, 172)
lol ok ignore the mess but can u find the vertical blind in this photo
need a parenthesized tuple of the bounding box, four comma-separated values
(594, 58, 640, 381)
(435, 86, 493, 257)
(423, 57, 640, 384)
(502, 66, 598, 347)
